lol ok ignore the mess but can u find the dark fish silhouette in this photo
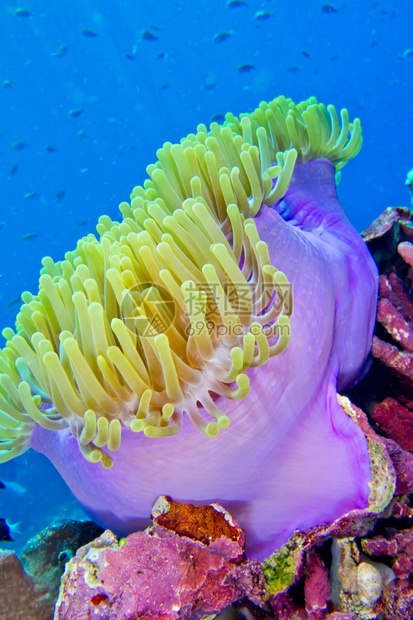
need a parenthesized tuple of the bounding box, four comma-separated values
(254, 11, 273, 20)
(44, 145, 58, 153)
(23, 192, 40, 200)
(211, 114, 225, 124)
(69, 109, 84, 118)
(288, 66, 299, 73)
(56, 190, 66, 199)
(15, 8, 32, 18)
(6, 296, 21, 309)
(322, 4, 338, 13)
(301, 50, 312, 59)
(141, 30, 158, 41)
(213, 31, 232, 43)
(3, 80, 13, 88)
(82, 29, 98, 37)
(237, 63, 255, 73)
(227, 0, 247, 7)
(9, 163, 18, 176)
(0, 518, 13, 542)
(22, 232, 40, 241)
(13, 141, 28, 150)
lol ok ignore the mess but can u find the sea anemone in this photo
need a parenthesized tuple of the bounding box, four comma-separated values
(0, 96, 378, 558)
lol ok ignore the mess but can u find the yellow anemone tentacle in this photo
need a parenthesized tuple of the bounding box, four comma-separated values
(0, 95, 362, 467)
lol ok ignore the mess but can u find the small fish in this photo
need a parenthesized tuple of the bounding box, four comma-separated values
(76, 130, 87, 138)
(6, 296, 20, 309)
(237, 63, 255, 73)
(0, 518, 13, 542)
(211, 113, 225, 124)
(44, 145, 57, 153)
(0, 480, 27, 496)
(254, 11, 273, 20)
(301, 50, 312, 59)
(56, 190, 66, 199)
(22, 231, 40, 241)
(9, 163, 18, 176)
(76, 219, 88, 228)
(15, 8, 32, 18)
(52, 44, 68, 57)
(160, 83, 170, 90)
(156, 51, 166, 60)
(213, 31, 232, 43)
(288, 66, 299, 73)
(13, 141, 28, 150)
(141, 30, 158, 41)
(125, 53, 135, 60)
(0, 518, 21, 542)
(82, 29, 98, 38)
(3, 80, 13, 88)
(400, 48, 413, 58)
(227, 0, 247, 7)
(23, 192, 40, 200)
(379, 8, 396, 17)
(321, 4, 338, 13)
(0, 222, 5, 230)
(370, 40, 378, 47)
(69, 109, 84, 118)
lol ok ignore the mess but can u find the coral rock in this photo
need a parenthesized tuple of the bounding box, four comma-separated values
(381, 438, 413, 494)
(382, 578, 413, 620)
(372, 398, 413, 453)
(54, 501, 265, 620)
(0, 550, 53, 620)
(361, 527, 413, 579)
(21, 519, 103, 606)
(304, 548, 330, 617)
(151, 495, 246, 562)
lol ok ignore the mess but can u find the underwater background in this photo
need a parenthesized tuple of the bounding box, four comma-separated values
(0, 0, 412, 553)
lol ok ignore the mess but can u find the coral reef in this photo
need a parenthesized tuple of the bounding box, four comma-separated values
(361, 207, 413, 446)
(0, 520, 103, 620)
(0, 550, 53, 620)
(0, 96, 378, 559)
(54, 501, 265, 620)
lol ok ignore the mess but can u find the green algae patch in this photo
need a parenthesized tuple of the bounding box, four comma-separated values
(262, 534, 306, 597)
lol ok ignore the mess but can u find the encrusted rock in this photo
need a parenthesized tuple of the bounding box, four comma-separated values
(151, 495, 246, 562)
(0, 550, 53, 620)
(54, 502, 265, 620)
(304, 548, 330, 618)
(0, 520, 103, 620)
(361, 526, 413, 579)
(22, 519, 103, 604)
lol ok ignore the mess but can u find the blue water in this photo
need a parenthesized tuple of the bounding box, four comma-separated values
(0, 0, 412, 551)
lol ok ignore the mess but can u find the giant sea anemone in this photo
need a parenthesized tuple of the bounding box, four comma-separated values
(0, 96, 378, 558)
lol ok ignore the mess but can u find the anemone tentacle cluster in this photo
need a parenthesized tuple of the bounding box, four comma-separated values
(0, 95, 375, 559)
(0, 96, 362, 469)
